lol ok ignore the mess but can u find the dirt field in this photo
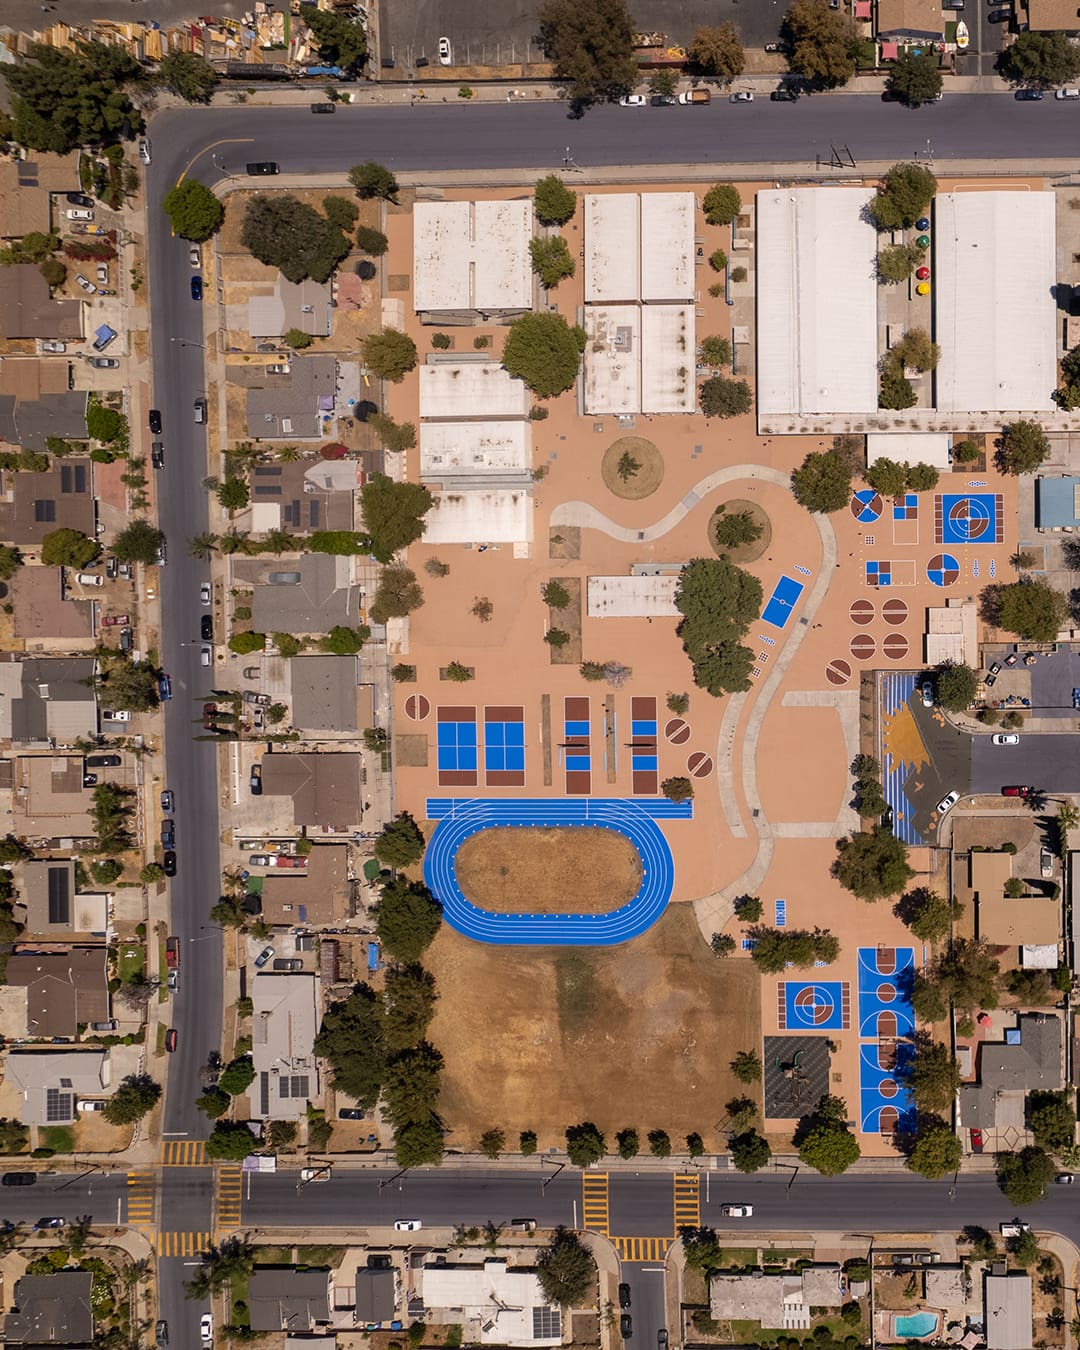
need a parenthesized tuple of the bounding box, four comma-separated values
(426, 904, 761, 1151)
(454, 826, 641, 913)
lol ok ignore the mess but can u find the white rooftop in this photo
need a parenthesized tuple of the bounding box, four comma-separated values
(587, 575, 680, 617)
(934, 192, 1056, 414)
(585, 194, 640, 302)
(413, 200, 532, 313)
(641, 192, 696, 302)
(424, 488, 533, 545)
(420, 1261, 561, 1347)
(756, 188, 879, 416)
(420, 421, 531, 478)
(642, 305, 696, 413)
(583, 306, 640, 415)
(420, 361, 529, 419)
(867, 432, 951, 469)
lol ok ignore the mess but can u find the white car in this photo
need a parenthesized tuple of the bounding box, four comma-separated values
(189, 245, 201, 268)
(1056, 87, 1080, 99)
(937, 790, 959, 814)
(102, 710, 131, 722)
(138, 139, 151, 165)
(199, 1314, 213, 1345)
(438, 36, 452, 64)
(729, 91, 754, 102)
(77, 1099, 105, 1111)
(200, 645, 212, 667)
(720, 1203, 753, 1217)
(991, 733, 1019, 746)
(394, 1220, 423, 1231)
(76, 572, 104, 587)
(75, 274, 96, 294)
(200, 582, 212, 606)
(619, 94, 647, 106)
(67, 208, 94, 221)
(41, 341, 66, 353)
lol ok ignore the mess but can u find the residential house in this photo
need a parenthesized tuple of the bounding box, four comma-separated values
(709, 1266, 844, 1330)
(244, 355, 337, 440)
(261, 845, 352, 928)
(242, 554, 361, 635)
(261, 753, 364, 831)
(3, 1271, 94, 1344)
(875, 0, 944, 40)
(5, 947, 110, 1037)
(11, 567, 95, 648)
(248, 1269, 332, 1332)
(290, 656, 373, 738)
(985, 1271, 1033, 1350)
(976, 896, 1060, 969)
(247, 277, 332, 339)
(1015, 0, 1080, 31)
(923, 1266, 970, 1310)
(4, 657, 99, 744)
(0, 153, 80, 239)
(9, 756, 96, 840)
(0, 265, 84, 341)
(348, 1269, 397, 1324)
(419, 1259, 562, 1347)
(20, 860, 109, 938)
(3, 1050, 108, 1125)
(0, 460, 95, 546)
(0, 359, 88, 454)
(248, 458, 356, 535)
(960, 1013, 1063, 1132)
(251, 973, 320, 1121)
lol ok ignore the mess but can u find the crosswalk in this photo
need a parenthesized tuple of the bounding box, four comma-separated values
(582, 1172, 610, 1233)
(126, 1171, 156, 1228)
(157, 1230, 210, 1257)
(215, 1165, 243, 1235)
(613, 1236, 672, 1262)
(673, 1173, 700, 1232)
(160, 1140, 208, 1167)
(582, 1171, 700, 1264)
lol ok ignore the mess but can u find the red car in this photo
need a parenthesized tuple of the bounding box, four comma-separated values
(1001, 785, 1032, 798)
(101, 614, 130, 627)
(970, 1127, 984, 1153)
(165, 1028, 178, 1052)
(274, 855, 307, 869)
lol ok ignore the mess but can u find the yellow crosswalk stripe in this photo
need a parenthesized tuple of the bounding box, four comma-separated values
(215, 1164, 243, 1234)
(581, 1172, 610, 1234)
(156, 1231, 211, 1257)
(160, 1140, 208, 1167)
(673, 1173, 700, 1232)
(126, 1171, 156, 1226)
(613, 1236, 671, 1262)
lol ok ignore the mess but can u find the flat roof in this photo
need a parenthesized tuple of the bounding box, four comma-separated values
(640, 192, 696, 302)
(867, 433, 951, 469)
(583, 306, 640, 415)
(1035, 476, 1080, 528)
(413, 200, 532, 313)
(642, 305, 696, 413)
(420, 421, 531, 478)
(756, 188, 879, 416)
(985, 1274, 1032, 1350)
(587, 575, 680, 617)
(423, 488, 533, 545)
(585, 194, 641, 303)
(419, 360, 529, 419)
(934, 192, 1056, 413)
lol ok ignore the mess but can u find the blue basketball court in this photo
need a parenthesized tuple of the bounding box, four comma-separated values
(857, 946, 915, 1037)
(859, 1042, 917, 1134)
(761, 575, 805, 629)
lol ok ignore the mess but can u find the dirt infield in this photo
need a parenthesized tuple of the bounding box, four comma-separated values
(426, 905, 762, 1151)
(454, 826, 641, 913)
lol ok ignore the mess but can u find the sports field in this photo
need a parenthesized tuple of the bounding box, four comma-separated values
(454, 826, 642, 914)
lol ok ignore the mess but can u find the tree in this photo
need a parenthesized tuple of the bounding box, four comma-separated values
(895, 328, 940, 373)
(314, 983, 386, 1107)
(113, 519, 164, 565)
(2, 41, 142, 154)
(502, 312, 586, 399)
(367, 412, 417, 453)
(323, 196, 359, 232)
(566, 1121, 606, 1166)
(867, 162, 938, 231)
(886, 48, 943, 105)
(1008, 1229, 1040, 1268)
(799, 1119, 860, 1175)
(997, 421, 1050, 475)
(648, 1128, 671, 1157)
(703, 183, 742, 226)
(188, 533, 218, 561)
(241, 195, 349, 285)
(162, 179, 224, 242)
(479, 1127, 505, 1159)
(394, 1116, 444, 1167)
(537, 0, 638, 105)
(377, 876, 442, 962)
(536, 1227, 597, 1306)
(0, 544, 22, 582)
(731, 1129, 771, 1173)
(521, 1130, 538, 1154)
(355, 225, 389, 256)
(999, 30, 1080, 86)
(916, 938, 1001, 1021)
(1027, 1090, 1076, 1150)
(700, 335, 732, 367)
(994, 579, 1069, 642)
(218, 1055, 256, 1096)
(229, 631, 266, 655)
(649, 69, 678, 97)
(712, 508, 762, 552)
(616, 1127, 640, 1159)
(375, 812, 426, 868)
(371, 564, 424, 624)
(907, 462, 939, 492)
(534, 175, 578, 226)
(196, 1087, 230, 1118)
(700, 377, 752, 419)
(445, 661, 473, 682)
(382, 1041, 443, 1128)
(865, 457, 908, 497)
(852, 755, 886, 819)
(880, 367, 917, 411)
(319, 624, 368, 656)
(184, 1236, 255, 1298)
(906, 1122, 961, 1179)
(283, 328, 313, 350)
(907, 1041, 962, 1114)
(529, 236, 575, 288)
(1004, 876, 1025, 899)
(542, 580, 571, 609)
(360, 475, 433, 563)
(203, 1123, 259, 1161)
(101, 1072, 161, 1124)
(348, 161, 399, 202)
(735, 894, 764, 923)
(0, 1116, 29, 1154)
(895, 886, 961, 943)
(687, 23, 745, 81)
(731, 1049, 762, 1083)
(832, 825, 915, 900)
(217, 478, 249, 513)
(41, 527, 100, 569)
(90, 782, 136, 852)
(384, 965, 438, 1053)
(953, 438, 981, 464)
(998, 1145, 1055, 1205)
(305, 8, 368, 73)
(661, 777, 694, 803)
(783, 0, 859, 86)
(935, 662, 977, 713)
(791, 450, 852, 514)
(362, 328, 418, 382)
(159, 50, 219, 102)
(748, 926, 840, 973)
(674, 556, 762, 699)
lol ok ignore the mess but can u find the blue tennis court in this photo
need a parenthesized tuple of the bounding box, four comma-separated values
(438, 719, 477, 773)
(761, 575, 805, 629)
(485, 720, 525, 774)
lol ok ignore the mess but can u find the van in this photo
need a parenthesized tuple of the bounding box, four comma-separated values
(1000, 1220, 1031, 1237)
(78, 1099, 105, 1111)
(194, 397, 207, 424)
(1056, 87, 1080, 99)
(678, 89, 711, 104)
(510, 1218, 537, 1232)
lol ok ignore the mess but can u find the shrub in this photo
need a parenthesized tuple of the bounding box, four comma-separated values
(362, 328, 418, 382)
(703, 183, 741, 225)
(699, 335, 732, 367)
(355, 225, 389, 256)
(534, 174, 577, 226)
(709, 248, 728, 273)
(662, 777, 693, 802)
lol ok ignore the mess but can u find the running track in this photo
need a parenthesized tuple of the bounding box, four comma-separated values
(423, 797, 691, 946)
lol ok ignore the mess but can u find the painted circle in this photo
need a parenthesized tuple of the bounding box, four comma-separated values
(882, 598, 908, 626)
(665, 718, 691, 745)
(883, 633, 909, 661)
(947, 496, 991, 541)
(877, 982, 896, 1004)
(850, 633, 876, 661)
(404, 694, 431, 721)
(850, 599, 875, 626)
(851, 489, 884, 523)
(794, 984, 836, 1025)
(927, 553, 961, 587)
(687, 752, 713, 778)
(879, 1077, 899, 1099)
(826, 659, 852, 686)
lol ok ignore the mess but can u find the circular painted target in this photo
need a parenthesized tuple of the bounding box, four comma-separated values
(826, 659, 852, 686)
(665, 718, 690, 745)
(850, 633, 876, 661)
(882, 598, 908, 626)
(883, 633, 909, 661)
(850, 599, 875, 626)
(404, 694, 431, 721)
(687, 752, 713, 778)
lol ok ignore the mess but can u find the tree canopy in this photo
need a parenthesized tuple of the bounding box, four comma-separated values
(566, 1121, 606, 1166)
(867, 162, 938, 231)
(895, 886, 961, 943)
(41, 527, 100, 569)
(877, 242, 924, 285)
(906, 1122, 962, 1179)
(783, 0, 859, 87)
(997, 1145, 1055, 1205)
(731, 1129, 771, 1173)
(537, 0, 638, 105)
(687, 24, 745, 81)
(502, 312, 586, 398)
(831, 825, 915, 900)
(536, 1227, 597, 1306)
(700, 377, 752, 419)
(113, 519, 165, 565)
(530, 236, 576, 289)
(747, 925, 839, 973)
(374, 812, 426, 869)
(534, 175, 578, 226)
(996, 421, 1050, 475)
(907, 1040, 962, 1114)
(1027, 1089, 1075, 1150)
(998, 30, 1080, 86)
(384, 964, 438, 1053)
(993, 578, 1069, 643)
(935, 661, 977, 713)
(886, 49, 943, 105)
(1055, 342, 1080, 410)
(163, 180, 224, 242)
(674, 556, 762, 698)
(791, 450, 852, 514)
(305, 9, 368, 72)
(184, 1236, 255, 1299)
(314, 982, 386, 1107)
(376, 876, 442, 963)
(159, 50, 219, 102)
(348, 161, 398, 201)
(362, 328, 418, 382)
(204, 1121, 259, 1160)
(101, 1073, 160, 1124)
(799, 1118, 860, 1175)
(703, 183, 742, 226)
(371, 564, 424, 625)
(2, 41, 143, 154)
(914, 938, 1001, 1022)
(218, 1055, 256, 1096)
(359, 474, 433, 563)
(241, 195, 349, 285)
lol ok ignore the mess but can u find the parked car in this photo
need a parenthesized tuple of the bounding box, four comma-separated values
(1056, 87, 1080, 99)
(138, 139, 151, 165)
(160, 819, 175, 849)
(163, 851, 177, 878)
(1001, 785, 1032, 797)
(649, 94, 676, 105)
(194, 397, 208, 424)
(200, 581, 212, 605)
(155, 1321, 169, 1348)
(1055, 1173, 1075, 1183)
(167, 968, 178, 992)
(1015, 87, 1043, 97)
(201, 614, 214, 642)
(191, 275, 203, 301)
(151, 442, 164, 469)
(394, 1220, 422, 1231)
(970, 1126, 984, 1153)
(729, 91, 753, 102)
(156, 537, 167, 566)
(66, 193, 94, 208)
(921, 680, 934, 708)
(266, 363, 291, 375)
(311, 102, 336, 113)
(200, 645, 212, 667)
(254, 945, 275, 968)
(619, 1284, 632, 1309)
(250, 765, 263, 796)
(1, 1172, 37, 1186)
(991, 733, 1019, 745)
(101, 614, 130, 627)
(189, 245, 201, 268)
(86, 754, 121, 767)
(67, 208, 94, 221)
(720, 1203, 753, 1216)
(102, 710, 131, 722)
(619, 94, 647, 106)
(937, 790, 959, 813)
(149, 409, 162, 434)
(119, 627, 133, 653)
(621, 1316, 633, 1339)
(164, 1027, 178, 1052)
(1041, 848, 1054, 878)
(158, 673, 173, 701)
(78, 1099, 105, 1111)
(248, 853, 272, 867)
(246, 162, 279, 175)
(272, 958, 303, 972)
(438, 36, 452, 63)
(96, 264, 109, 284)
(339, 1107, 366, 1120)
(274, 855, 307, 869)
(770, 87, 799, 101)
(34, 1217, 66, 1229)
(200, 1314, 213, 1345)
(75, 274, 96, 293)
(91, 357, 120, 369)
(41, 340, 66, 353)
(76, 572, 104, 587)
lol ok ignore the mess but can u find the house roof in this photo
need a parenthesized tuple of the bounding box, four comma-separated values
(876, 0, 944, 36)
(21, 860, 108, 936)
(0, 265, 84, 340)
(985, 1273, 1033, 1350)
(14, 755, 96, 838)
(5, 1272, 94, 1344)
(248, 458, 354, 534)
(0, 154, 80, 240)
(1020, 0, 1080, 29)
(260, 753, 363, 829)
(289, 655, 368, 734)
(248, 1270, 331, 1331)
(969, 851, 1013, 900)
(12, 567, 94, 644)
(15, 391, 89, 454)
(4, 1049, 107, 1125)
(978, 897, 1060, 948)
(250, 553, 360, 634)
(0, 460, 95, 546)
(924, 1267, 968, 1309)
(960, 1014, 1063, 1127)
(247, 276, 332, 338)
(420, 1261, 562, 1346)
(709, 1269, 843, 1327)
(351, 1269, 397, 1323)
(6, 947, 110, 1037)
(260, 845, 350, 927)
(252, 972, 319, 1120)
(245, 355, 337, 440)
(12, 657, 97, 743)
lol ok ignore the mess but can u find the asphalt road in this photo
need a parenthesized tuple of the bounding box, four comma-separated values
(0, 1170, 129, 1228)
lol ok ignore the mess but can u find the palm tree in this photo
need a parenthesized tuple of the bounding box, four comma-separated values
(218, 531, 244, 556)
(184, 1236, 255, 1300)
(189, 533, 218, 561)
(221, 866, 247, 897)
(262, 528, 292, 555)
(276, 444, 300, 462)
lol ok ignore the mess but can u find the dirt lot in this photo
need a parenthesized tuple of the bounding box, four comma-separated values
(426, 904, 761, 1151)
(454, 827, 641, 914)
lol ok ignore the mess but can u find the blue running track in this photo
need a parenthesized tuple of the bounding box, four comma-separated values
(423, 796, 691, 946)
(879, 673, 925, 846)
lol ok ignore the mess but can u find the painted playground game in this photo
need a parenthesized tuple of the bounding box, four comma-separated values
(378, 181, 1020, 1157)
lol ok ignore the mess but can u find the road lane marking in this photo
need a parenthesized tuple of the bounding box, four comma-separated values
(215, 1164, 244, 1235)
(581, 1172, 610, 1235)
(674, 1173, 700, 1232)
(126, 1170, 156, 1226)
(157, 1230, 211, 1257)
(613, 1236, 671, 1262)
(160, 1140, 208, 1166)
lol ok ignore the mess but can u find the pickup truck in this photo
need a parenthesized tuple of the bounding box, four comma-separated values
(165, 937, 180, 969)
(242, 690, 272, 706)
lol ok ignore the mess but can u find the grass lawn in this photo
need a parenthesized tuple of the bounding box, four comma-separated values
(230, 1273, 249, 1326)
(256, 1246, 293, 1264)
(297, 1245, 344, 1266)
(40, 1125, 75, 1152)
(117, 942, 145, 984)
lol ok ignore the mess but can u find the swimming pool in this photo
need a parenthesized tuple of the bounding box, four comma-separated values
(895, 1313, 939, 1339)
